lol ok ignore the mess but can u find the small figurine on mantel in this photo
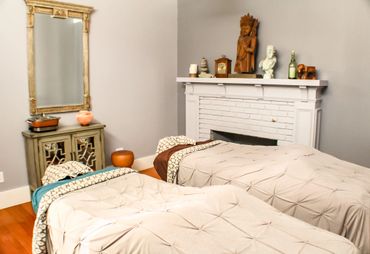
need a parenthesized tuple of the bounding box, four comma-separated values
(200, 57, 209, 73)
(198, 57, 214, 78)
(234, 13, 259, 76)
(297, 64, 317, 80)
(259, 45, 277, 79)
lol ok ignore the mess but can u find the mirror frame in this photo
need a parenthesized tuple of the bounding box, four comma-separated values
(25, 0, 93, 115)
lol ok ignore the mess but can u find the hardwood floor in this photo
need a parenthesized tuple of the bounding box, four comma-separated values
(139, 167, 161, 179)
(0, 167, 160, 253)
(0, 202, 35, 254)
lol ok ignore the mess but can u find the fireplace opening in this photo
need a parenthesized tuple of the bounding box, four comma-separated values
(210, 130, 277, 146)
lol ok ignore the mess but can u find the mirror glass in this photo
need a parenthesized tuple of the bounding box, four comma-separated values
(34, 13, 83, 107)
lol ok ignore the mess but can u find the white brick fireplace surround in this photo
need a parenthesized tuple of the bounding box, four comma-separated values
(177, 77, 328, 148)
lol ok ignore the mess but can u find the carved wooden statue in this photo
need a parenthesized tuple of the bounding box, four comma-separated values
(234, 14, 259, 74)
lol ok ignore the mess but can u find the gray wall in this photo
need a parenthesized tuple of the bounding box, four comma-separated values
(178, 0, 370, 167)
(0, 0, 177, 192)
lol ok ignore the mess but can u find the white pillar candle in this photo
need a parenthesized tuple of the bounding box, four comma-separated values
(189, 64, 198, 74)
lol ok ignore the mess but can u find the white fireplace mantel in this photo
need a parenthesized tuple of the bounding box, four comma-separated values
(177, 77, 328, 87)
(177, 77, 328, 148)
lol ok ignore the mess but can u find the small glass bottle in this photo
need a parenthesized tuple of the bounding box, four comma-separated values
(288, 50, 297, 79)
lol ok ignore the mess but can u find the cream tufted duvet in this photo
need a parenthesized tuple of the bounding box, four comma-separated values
(45, 173, 358, 254)
(175, 142, 370, 253)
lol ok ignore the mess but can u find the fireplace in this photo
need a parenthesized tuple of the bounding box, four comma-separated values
(211, 130, 277, 146)
(177, 77, 328, 148)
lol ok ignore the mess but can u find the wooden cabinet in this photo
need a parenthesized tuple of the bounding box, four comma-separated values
(22, 124, 105, 191)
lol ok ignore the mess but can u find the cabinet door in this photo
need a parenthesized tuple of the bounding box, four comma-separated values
(72, 130, 102, 170)
(38, 135, 72, 179)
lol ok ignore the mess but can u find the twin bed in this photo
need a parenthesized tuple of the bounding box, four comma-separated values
(33, 167, 357, 254)
(154, 139, 370, 253)
(32, 137, 370, 253)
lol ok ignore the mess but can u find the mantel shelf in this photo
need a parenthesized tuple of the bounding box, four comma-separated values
(176, 77, 328, 88)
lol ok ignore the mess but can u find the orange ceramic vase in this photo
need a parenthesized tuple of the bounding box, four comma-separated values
(111, 150, 135, 168)
(76, 110, 93, 126)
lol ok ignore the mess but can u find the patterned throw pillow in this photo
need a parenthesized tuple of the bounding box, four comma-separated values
(156, 136, 196, 155)
(41, 161, 93, 186)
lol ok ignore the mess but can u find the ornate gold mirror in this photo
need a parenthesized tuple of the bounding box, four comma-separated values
(25, 0, 93, 115)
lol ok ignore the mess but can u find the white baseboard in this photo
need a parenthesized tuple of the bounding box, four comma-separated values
(0, 185, 31, 209)
(132, 154, 155, 171)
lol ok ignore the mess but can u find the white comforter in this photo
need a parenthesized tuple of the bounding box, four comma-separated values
(177, 142, 370, 253)
(46, 173, 357, 253)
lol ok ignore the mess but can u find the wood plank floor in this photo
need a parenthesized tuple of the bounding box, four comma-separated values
(140, 167, 161, 179)
(0, 202, 35, 254)
(0, 167, 160, 253)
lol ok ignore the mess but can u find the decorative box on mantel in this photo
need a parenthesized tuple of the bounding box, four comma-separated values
(177, 77, 328, 148)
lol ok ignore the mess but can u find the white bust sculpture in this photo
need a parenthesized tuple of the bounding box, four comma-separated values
(259, 45, 277, 79)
